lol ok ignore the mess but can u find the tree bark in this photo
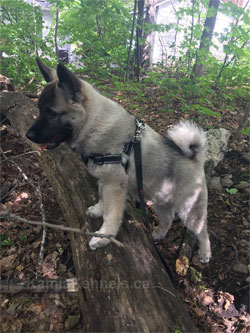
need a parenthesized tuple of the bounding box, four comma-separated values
(143, 0, 157, 68)
(192, 0, 220, 77)
(126, 0, 137, 81)
(54, 6, 59, 57)
(135, 0, 145, 81)
(0, 92, 198, 332)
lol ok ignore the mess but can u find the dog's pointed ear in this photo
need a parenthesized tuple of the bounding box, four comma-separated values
(57, 62, 81, 102)
(36, 57, 57, 83)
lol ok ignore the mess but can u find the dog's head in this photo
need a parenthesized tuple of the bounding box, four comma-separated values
(26, 57, 86, 150)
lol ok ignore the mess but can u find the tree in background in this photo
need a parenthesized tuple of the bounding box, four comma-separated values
(126, 0, 137, 81)
(192, 0, 220, 77)
(56, 0, 132, 78)
(0, 0, 44, 85)
(143, 0, 157, 68)
(0, 0, 249, 107)
(135, 0, 145, 81)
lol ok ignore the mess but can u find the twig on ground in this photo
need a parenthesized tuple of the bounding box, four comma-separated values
(0, 210, 124, 248)
(154, 285, 176, 298)
(36, 180, 48, 270)
(0, 150, 40, 163)
(0, 148, 49, 272)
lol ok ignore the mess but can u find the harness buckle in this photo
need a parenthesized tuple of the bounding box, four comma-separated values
(93, 154, 105, 165)
(134, 119, 145, 142)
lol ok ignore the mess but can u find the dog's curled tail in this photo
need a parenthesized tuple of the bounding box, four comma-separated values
(167, 121, 206, 164)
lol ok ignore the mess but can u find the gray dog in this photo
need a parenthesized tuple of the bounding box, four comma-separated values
(26, 58, 211, 263)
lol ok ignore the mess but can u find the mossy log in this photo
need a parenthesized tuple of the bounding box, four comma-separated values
(1, 92, 198, 332)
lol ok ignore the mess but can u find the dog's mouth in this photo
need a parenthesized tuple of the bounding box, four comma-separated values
(40, 134, 65, 150)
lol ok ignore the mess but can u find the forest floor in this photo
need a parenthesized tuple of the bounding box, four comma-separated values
(0, 76, 250, 332)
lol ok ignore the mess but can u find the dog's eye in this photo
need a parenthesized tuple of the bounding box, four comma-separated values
(46, 108, 58, 117)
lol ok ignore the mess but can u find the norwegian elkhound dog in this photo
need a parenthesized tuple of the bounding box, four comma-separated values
(26, 57, 211, 263)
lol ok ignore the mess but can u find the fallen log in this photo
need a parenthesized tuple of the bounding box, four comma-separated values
(1, 92, 198, 332)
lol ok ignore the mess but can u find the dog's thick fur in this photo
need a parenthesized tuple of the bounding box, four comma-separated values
(26, 58, 211, 263)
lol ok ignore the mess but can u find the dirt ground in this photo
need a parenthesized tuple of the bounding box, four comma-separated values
(0, 78, 249, 332)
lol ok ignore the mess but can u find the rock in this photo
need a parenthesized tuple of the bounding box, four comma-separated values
(248, 265, 250, 273)
(205, 128, 231, 167)
(209, 177, 223, 191)
(233, 262, 248, 274)
(221, 175, 233, 188)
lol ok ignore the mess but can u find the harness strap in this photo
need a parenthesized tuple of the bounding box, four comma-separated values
(81, 119, 143, 173)
(133, 140, 151, 230)
(82, 154, 122, 166)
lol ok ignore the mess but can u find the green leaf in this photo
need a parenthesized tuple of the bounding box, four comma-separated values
(241, 128, 250, 135)
(192, 104, 221, 117)
(226, 188, 238, 195)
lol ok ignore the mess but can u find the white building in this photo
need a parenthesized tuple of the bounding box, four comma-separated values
(26, 0, 247, 65)
(25, 0, 75, 63)
(151, 0, 246, 64)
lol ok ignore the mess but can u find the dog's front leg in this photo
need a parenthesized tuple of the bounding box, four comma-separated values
(89, 179, 128, 250)
(86, 180, 104, 219)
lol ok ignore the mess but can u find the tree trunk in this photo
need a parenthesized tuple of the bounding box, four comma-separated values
(126, 0, 137, 81)
(192, 0, 220, 77)
(143, 0, 157, 68)
(0, 92, 198, 332)
(54, 6, 59, 58)
(135, 0, 145, 81)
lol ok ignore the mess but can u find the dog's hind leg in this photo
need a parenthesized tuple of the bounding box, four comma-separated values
(86, 181, 104, 219)
(178, 190, 211, 263)
(89, 179, 128, 250)
(152, 203, 175, 241)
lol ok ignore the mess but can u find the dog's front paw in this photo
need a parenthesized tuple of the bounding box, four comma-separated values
(89, 234, 111, 250)
(86, 204, 103, 219)
(198, 250, 211, 264)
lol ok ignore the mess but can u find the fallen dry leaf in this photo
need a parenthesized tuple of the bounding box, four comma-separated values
(201, 294, 214, 306)
(28, 303, 43, 315)
(0, 254, 17, 272)
(193, 307, 205, 317)
(224, 298, 231, 310)
(176, 256, 189, 276)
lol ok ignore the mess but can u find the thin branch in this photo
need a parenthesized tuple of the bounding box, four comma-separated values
(0, 150, 40, 164)
(0, 210, 124, 248)
(154, 285, 176, 298)
(36, 180, 47, 269)
(1, 148, 51, 272)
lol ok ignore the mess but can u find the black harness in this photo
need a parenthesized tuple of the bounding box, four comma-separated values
(81, 119, 144, 173)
